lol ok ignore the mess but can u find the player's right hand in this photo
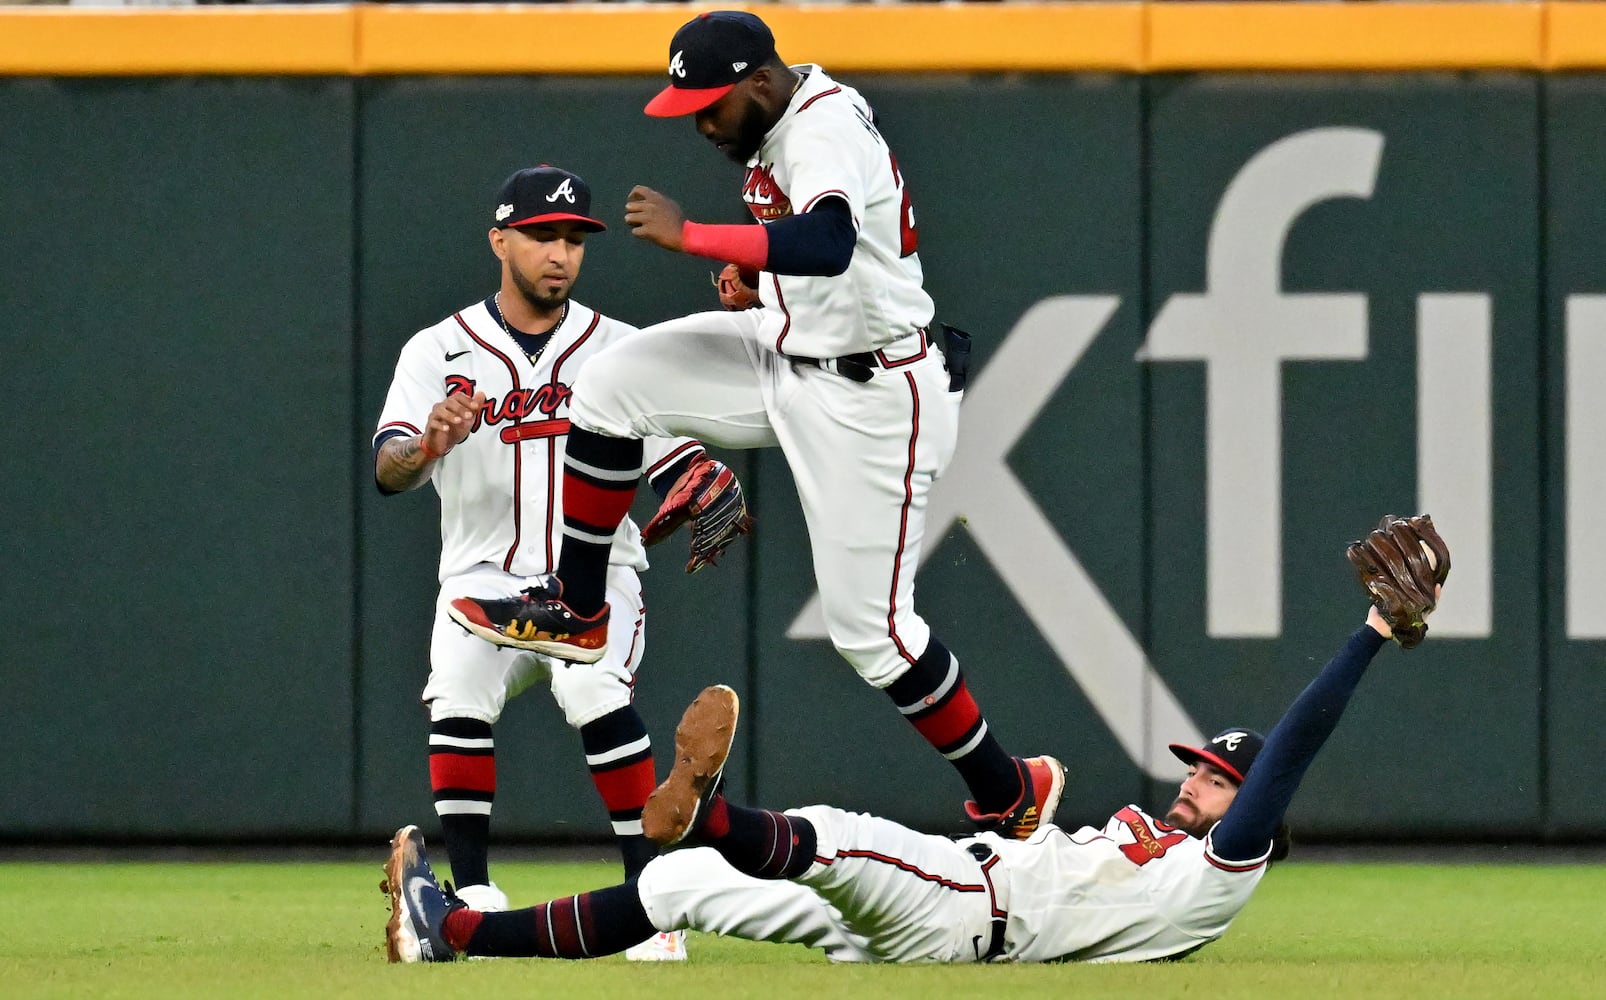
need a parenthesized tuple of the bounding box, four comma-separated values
(423, 390, 486, 458)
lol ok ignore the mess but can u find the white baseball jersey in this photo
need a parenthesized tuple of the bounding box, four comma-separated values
(979, 804, 1270, 963)
(636, 804, 1268, 965)
(374, 297, 701, 582)
(744, 65, 935, 359)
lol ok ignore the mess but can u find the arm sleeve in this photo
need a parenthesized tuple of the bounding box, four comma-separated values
(680, 198, 855, 277)
(1209, 625, 1389, 862)
(762, 197, 855, 276)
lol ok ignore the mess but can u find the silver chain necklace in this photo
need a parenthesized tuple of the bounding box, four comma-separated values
(495, 291, 566, 366)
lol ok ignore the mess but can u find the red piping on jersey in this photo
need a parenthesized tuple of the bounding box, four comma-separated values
(377, 419, 423, 438)
(455, 312, 525, 572)
(800, 188, 850, 214)
(887, 371, 922, 665)
(550, 311, 602, 379)
(1205, 850, 1268, 873)
(797, 86, 841, 113)
(770, 273, 792, 353)
(499, 420, 571, 443)
(979, 855, 1007, 919)
(623, 600, 646, 677)
(877, 328, 930, 370)
(820, 848, 986, 893)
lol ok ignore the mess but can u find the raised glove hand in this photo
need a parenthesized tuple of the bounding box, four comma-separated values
(1346, 514, 1451, 649)
(642, 456, 755, 573)
(712, 264, 762, 311)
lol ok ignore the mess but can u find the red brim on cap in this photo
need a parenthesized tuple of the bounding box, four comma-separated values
(645, 83, 735, 118)
(502, 212, 607, 232)
(1167, 743, 1246, 784)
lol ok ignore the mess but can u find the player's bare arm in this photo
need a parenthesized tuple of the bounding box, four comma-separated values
(624, 186, 686, 251)
(375, 391, 486, 493)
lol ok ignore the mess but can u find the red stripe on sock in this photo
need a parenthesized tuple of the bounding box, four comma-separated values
(430, 753, 496, 794)
(591, 758, 655, 813)
(549, 897, 583, 956)
(908, 681, 982, 749)
(702, 796, 731, 839)
(564, 473, 637, 533)
(444, 907, 483, 953)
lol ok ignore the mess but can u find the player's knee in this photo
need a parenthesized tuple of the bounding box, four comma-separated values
(548, 665, 633, 728)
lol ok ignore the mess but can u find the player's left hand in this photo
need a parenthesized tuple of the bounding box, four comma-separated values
(625, 186, 685, 251)
(642, 455, 755, 573)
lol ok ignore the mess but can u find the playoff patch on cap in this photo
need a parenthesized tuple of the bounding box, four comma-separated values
(1169, 728, 1266, 784)
(493, 166, 607, 232)
(645, 10, 777, 118)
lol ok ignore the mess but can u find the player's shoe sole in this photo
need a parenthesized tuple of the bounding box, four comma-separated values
(447, 595, 608, 663)
(642, 685, 739, 846)
(623, 929, 688, 962)
(381, 825, 458, 963)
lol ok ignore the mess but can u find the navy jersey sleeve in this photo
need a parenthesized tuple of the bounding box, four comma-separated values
(762, 196, 855, 277)
(1210, 625, 1390, 862)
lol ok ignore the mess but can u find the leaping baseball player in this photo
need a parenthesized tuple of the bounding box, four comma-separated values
(447, 10, 1062, 840)
(372, 165, 752, 962)
(385, 516, 1451, 964)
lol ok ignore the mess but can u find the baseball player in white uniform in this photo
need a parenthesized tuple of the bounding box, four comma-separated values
(373, 165, 747, 962)
(448, 9, 1062, 841)
(386, 589, 1429, 964)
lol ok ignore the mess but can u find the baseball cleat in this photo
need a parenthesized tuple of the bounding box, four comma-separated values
(964, 756, 1066, 841)
(381, 825, 461, 963)
(623, 929, 689, 962)
(643, 685, 739, 846)
(448, 580, 609, 662)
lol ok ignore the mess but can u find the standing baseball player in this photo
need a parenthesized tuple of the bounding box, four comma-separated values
(373, 165, 750, 962)
(448, 9, 1062, 839)
(385, 516, 1451, 965)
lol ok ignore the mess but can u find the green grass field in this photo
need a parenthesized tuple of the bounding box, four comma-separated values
(3, 857, 1602, 999)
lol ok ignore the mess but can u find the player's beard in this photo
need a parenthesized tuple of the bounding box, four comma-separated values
(722, 96, 771, 164)
(1163, 798, 1213, 839)
(510, 266, 570, 312)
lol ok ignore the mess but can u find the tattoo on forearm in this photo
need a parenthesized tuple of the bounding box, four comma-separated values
(376, 436, 436, 493)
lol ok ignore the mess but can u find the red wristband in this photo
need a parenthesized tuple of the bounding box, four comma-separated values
(681, 221, 769, 272)
(418, 437, 446, 460)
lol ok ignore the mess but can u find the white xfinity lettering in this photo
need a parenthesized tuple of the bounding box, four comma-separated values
(1139, 127, 1383, 638)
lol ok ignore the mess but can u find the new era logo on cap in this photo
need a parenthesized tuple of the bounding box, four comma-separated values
(645, 11, 777, 118)
(1168, 728, 1266, 785)
(492, 166, 606, 232)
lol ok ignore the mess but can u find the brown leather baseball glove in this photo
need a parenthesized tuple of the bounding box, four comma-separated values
(1346, 514, 1451, 649)
(712, 264, 762, 311)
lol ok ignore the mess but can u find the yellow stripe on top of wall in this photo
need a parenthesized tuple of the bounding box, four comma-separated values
(357, 3, 1145, 75)
(1147, 2, 1544, 71)
(0, 7, 353, 75)
(0, 3, 1600, 77)
(1548, 2, 1606, 69)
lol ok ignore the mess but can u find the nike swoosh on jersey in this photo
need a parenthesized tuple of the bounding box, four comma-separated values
(445, 350, 470, 361)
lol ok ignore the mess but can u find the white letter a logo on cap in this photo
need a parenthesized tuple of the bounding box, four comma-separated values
(669, 50, 687, 78)
(546, 178, 576, 204)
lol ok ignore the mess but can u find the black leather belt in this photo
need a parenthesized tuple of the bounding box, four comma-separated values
(793, 350, 880, 384)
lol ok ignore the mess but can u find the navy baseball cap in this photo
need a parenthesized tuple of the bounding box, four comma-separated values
(492, 166, 606, 232)
(645, 11, 777, 118)
(1169, 728, 1266, 785)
